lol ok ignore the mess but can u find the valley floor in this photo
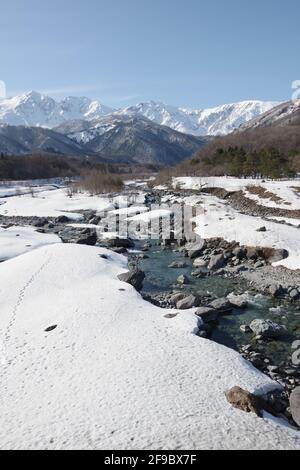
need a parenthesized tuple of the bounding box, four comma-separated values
(0, 177, 299, 450)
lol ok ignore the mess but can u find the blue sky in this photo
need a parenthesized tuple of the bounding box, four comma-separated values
(0, 0, 299, 108)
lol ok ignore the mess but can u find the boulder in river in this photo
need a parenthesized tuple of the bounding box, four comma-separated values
(118, 269, 145, 292)
(227, 293, 248, 309)
(108, 238, 135, 249)
(208, 297, 233, 314)
(176, 294, 200, 310)
(290, 387, 300, 427)
(195, 307, 219, 323)
(177, 274, 189, 285)
(208, 254, 226, 271)
(168, 261, 188, 269)
(249, 319, 286, 339)
(185, 239, 206, 259)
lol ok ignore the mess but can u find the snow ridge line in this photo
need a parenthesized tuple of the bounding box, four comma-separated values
(1, 252, 52, 366)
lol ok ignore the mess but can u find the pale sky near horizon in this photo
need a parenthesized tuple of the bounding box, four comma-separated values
(0, 0, 299, 108)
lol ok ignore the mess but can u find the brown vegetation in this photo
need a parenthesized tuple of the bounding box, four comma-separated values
(76, 169, 124, 195)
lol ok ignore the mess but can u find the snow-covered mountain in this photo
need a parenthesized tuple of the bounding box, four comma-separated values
(0, 91, 114, 128)
(239, 99, 300, 130)
(118, 100, 280, 136)
(0, 91, 279, 135)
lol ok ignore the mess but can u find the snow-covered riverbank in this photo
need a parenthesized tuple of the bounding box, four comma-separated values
(0, 179, 299, 449)
(0, 243, 299, 450)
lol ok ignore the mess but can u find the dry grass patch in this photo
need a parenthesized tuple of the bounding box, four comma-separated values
(246, 185, 284, 204)
(76, 170, 124, 195)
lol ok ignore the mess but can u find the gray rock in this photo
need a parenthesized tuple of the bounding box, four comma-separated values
(55, 215, 71, 223)
(268, 284, 284, 298)
(34, 218, 48, 228)
(249, 319, 285, 339)
(240, 325, 251, 334)
(169, 292, 186, 306)
(193, 258, 208, 268)
(196, 307, 219, 322)
(290, 387, 300, 427)
(118, 269, 145, 292)
(208, 297, 233, 314)
(227, 294, 248, 309)
(289, 288, 300, 300)
(185, 239, 206, 259)
(168, 261, 188, 269)
(176, 294, 200, 310)
(76, 231, 97, 246)
(208, 254, 226, 271)
(191, 267, 208, 278)
(108, 238, 135, 249)
(233, 247, 246, 260)
(177, 274, 189, 285)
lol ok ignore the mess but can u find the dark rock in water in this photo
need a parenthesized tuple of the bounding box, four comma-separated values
(249, 319, 285, 339)
(225, 387, 271, 417)
(168, 261, 188, 269)
(34, 218, 48, 228)
(268, 284, 284, 298)
(290, 387, 300, 427)
(191, 267, 208, 278)
(169, 292, 186, 306)
(108, 238, 135, 249)
(111, 247, 127, 254)
(118, 269, 145, 292)
(288, 288, 300, 300)
(227, 294, 248, 309)
(177, 274, 189, 285)
(185, 239, 206, 259)
(55, 215, 71, 223)
(208, 254, 226, 271)
(76, 231, 98, 246)
(208, 297, 233, 314)
(176, 294, 200, 310)
(195, 307, 219, 322)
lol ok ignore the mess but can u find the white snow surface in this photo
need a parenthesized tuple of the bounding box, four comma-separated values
(193, 194, 300, 270)
(0, 243, 299, 450)
(0, 226, 61, 261)
(0, 188, 118, 220)
(175, 177, 300, 210)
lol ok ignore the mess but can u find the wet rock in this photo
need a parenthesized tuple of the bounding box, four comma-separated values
(208, 254, 226, 271)
(193, 258, 208, 268)
(191, 267, 208, 278)
(111, 247, 127, 254)
(168, 261, 188, 269)
(108, 238, 135, 249)
(249, 319, 285, 339)
(176, 294, 200, 310)
(268, 284, 284, 298)
(195, 306, 219, 322)
(240, 325, 251, 334)
(227, 293, 248, 309)
(118, 269, 145, 292)
(169, 292, 186, 306)
(288, 288, 300, 300)
(76, 231, 97, 246)
(208, 297, 233, 314)
(185, 239, 206, 259)
(290, 387, 300, 427)
(177, 274, 189, 285)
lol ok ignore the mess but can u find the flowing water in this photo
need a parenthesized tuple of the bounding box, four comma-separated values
(133, 244, 300, 367)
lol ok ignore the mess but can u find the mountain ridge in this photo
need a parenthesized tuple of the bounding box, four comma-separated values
(0, 91, 279, 136)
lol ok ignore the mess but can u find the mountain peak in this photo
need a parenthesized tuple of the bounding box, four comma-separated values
(0, 91, 280, 136)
